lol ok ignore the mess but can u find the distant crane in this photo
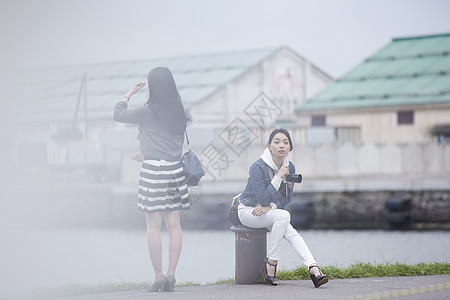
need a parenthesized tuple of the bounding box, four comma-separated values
(52, 74, 87, 142)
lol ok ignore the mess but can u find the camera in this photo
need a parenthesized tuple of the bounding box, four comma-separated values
(285, 173, 302, 183)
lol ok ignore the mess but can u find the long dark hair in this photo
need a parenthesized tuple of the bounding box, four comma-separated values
(267, 128, 294, 151)
(146, 67, 192, 133)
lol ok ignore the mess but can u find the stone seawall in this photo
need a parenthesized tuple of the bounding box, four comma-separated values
(293, 190, 450, 229)
(2, 183, 449, 230)
(182, 190, 450, 230)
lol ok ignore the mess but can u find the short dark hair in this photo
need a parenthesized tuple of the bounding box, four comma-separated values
(267, 128, 293, 151)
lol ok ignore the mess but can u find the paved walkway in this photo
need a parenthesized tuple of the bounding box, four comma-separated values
(57, 275, 450, 300)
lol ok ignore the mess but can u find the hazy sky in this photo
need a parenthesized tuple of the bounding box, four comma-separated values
(1, 0, 450, 78)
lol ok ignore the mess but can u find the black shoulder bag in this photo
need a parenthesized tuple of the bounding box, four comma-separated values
(227, 193, 242, 226)
(181, 131, 205, 186)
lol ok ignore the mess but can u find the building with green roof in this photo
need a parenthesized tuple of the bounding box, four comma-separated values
(295, 33, 450, 145)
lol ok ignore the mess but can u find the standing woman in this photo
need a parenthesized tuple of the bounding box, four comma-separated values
(113, 67, 192, 292)
(238, 128, 328, 288)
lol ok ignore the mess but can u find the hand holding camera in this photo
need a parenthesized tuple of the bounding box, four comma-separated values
(285, 173, 302, 183)
(276, 166, 302, 183)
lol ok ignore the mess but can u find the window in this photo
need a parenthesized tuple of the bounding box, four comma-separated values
(432, 125, 450, 145)
(437, 133, 450, 144)
(397, 111, 414, 125)
(337, 127, 361, 145)
(311, 115, 326, 127)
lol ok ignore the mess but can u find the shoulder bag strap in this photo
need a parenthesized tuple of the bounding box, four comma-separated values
(185, 130, 191, 149)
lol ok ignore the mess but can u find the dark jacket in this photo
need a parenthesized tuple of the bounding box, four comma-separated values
(239, 158, 295, 209)
(113, 101, 184, 161)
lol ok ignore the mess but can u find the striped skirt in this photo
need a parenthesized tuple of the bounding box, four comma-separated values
(138, 158, 190, 213)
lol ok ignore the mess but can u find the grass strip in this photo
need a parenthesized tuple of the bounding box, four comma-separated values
(277, 261, 450, 281)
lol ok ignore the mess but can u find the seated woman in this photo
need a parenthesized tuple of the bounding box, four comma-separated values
(238, 128, 328, 288)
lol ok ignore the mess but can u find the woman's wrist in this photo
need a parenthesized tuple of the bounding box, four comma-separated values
(123, 95, 131, 103)
(271, 175, 283, 190)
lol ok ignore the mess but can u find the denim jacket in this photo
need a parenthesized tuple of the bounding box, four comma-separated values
(239, 158, 295, 209)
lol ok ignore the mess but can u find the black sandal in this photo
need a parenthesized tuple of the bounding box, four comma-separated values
(309, 265, 328, 288)
(260, 258, 278, 285)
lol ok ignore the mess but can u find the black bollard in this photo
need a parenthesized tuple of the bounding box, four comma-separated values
(230, 225, 268, 284)
(385, 197, 412, 229)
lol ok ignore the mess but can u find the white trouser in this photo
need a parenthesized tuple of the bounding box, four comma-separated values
(238, 204, 317, 267)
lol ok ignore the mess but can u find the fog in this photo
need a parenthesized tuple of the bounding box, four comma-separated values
(1, 0, 450, 299)
(2, 0, 450, 77)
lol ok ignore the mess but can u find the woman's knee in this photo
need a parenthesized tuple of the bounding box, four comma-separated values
(276, 209, 291, 223)
(165, 211, 182, 232)
(145, 212, 162, 230)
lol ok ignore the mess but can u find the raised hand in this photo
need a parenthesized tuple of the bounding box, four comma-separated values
(125, 82, 146, 99)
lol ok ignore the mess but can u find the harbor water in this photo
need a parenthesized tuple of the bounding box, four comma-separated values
(1, 227, 449, 298)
